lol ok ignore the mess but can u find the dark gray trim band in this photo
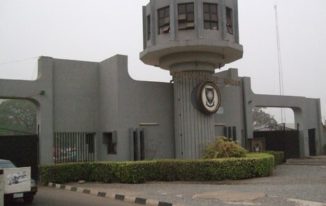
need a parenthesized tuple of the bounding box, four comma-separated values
(83, 189, 91, 194)
(135, 197, 147, 205)
(115, 194, 125, 201)
(158, 202, 173, 206)
(97, 192, 106, 197)
(71, 187, 77, 191)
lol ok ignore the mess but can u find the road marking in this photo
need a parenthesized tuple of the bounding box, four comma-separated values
(225, 202, 261, 206)
(288, 198, 326, 206)
(192, 191, 265, 202)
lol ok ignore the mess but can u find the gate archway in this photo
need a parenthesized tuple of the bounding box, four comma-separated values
(0, 99, 39, 180)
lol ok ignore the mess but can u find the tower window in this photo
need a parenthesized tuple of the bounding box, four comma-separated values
(178, 3, 194, 30)
(158, 6, 170, 34)
(203, 3, 219, 30)
(226, 7, 233, 34)
(147, 15, 151, 40)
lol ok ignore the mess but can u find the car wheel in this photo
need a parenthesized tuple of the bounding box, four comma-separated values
(23, 196, 34, 204)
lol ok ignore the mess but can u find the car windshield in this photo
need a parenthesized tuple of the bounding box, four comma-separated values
(0, 161, 16, 168)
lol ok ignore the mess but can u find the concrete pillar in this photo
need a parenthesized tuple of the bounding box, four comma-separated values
(37, 57, 55, 165)
(0, 170, 3, 206)
(242, 77, 254, 142)
(173, 70, 217, 159)
(316, 99, 324, 155)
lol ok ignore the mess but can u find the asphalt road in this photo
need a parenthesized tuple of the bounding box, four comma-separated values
(7, 186, 136, 206)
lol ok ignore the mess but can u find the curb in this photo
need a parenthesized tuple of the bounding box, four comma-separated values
(48, 183, 176, 206)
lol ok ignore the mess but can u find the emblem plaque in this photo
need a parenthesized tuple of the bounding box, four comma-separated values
(196, 81, 221, 114)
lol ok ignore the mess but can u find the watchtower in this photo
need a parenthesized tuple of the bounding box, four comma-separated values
(140, 0, 243, 159)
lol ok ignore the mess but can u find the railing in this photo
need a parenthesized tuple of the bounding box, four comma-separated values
(53, 132, 95, 164)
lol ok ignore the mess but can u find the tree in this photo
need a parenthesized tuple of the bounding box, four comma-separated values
(252, 107, 278, 130)
(0, 99, 37, 135)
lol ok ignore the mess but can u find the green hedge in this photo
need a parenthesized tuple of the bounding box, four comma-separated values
(40, 153, 274, 184)
(265, 151, 285, 165)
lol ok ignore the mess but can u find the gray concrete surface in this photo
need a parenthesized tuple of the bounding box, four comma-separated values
(67, 161, 326, 206)
(7, 186, 136, 206)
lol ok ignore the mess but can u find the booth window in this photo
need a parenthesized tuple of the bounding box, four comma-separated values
(158, 6, 170, 34)
(226, 7, 233, 34)
(147, 15, 151, 40)
(224, 126, 237, 141)
(103, 132, 117, 155)
(203, 3, 219, 30)
(178, 3, 195, 30)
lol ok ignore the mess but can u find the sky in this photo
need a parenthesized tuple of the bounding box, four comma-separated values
(0, 0, 325, 123)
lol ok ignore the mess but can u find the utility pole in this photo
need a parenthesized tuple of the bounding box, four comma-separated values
(274, 4, 286, 124)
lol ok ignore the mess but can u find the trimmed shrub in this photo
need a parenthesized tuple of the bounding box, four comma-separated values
(40, 153, 274, 184)
(40, 163, 94, 184)
(265, 151, 285, 165)
(89, 162, 120, 183)
(203, 137, 248, 159)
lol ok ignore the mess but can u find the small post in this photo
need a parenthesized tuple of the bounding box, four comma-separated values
(0, 169, 4, 206)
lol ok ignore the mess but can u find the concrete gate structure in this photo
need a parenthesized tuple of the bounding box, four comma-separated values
(0, 0, 325, 165)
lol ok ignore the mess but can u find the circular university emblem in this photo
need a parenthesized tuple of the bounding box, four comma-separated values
(196, 81, 221, 115)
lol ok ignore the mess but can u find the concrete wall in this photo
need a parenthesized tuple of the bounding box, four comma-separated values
(241, 76, 325, 157)
(214, 69, 246, 146)
(0, 54, 324, 164)
(98, 55, 174, 161)
(53, 59, 99, 132)
(0, 55, 174, 164)
(48, 55, 174, 162)
(323, 125, 326, 153)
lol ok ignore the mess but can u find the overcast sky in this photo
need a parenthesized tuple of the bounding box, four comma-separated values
(0, 0, 325, 123)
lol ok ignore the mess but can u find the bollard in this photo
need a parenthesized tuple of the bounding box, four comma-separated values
(0, 169, 3, 206)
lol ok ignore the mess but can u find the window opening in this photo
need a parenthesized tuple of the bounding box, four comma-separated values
(203, 3, 218, 30)
(158, 6, 170, 34)
(178, 3, 195, 30)
(133, 130, 139, 160)
(103, 132, 117, 155)
(86, 133, 95, 154)
(147, 15, 151, 40)
(223, 126, 236, 141)
(140, 130, 145, 160)
(232, 126, 237, 141)
(226, 7, 233, 34)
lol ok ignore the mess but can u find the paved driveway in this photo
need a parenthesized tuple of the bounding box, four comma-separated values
(68, 158, 326, 206)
